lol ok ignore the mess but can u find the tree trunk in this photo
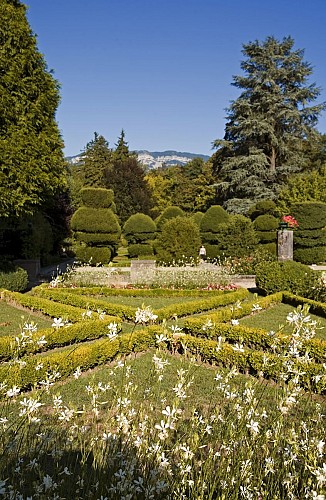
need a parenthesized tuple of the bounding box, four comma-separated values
(270, 148, 276, 172)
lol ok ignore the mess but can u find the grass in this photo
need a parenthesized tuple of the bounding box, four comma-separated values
(240, 302, 326, 340)
(88, 295, 205, 308)
(0, 300, 53, 337)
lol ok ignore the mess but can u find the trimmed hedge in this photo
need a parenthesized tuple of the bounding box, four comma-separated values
(184, 292, 283, 333)
(255, 260, 322, 298)
(49, 286, 230, 298)
(0, 267, 28, 292)
(0, 317, 122, 361)
(183, 321, 325, 364)
(179, 335, 324, 393)
(71, 207, 121, 234)
(123, 213, 157, 244)
(1, 290, 97, 323)
(74, 246, 112, 265)
(31, 287, 249, 322)
(80, 187, 114, 208)
(0, 326, 162, 395)
(30, 288, 136, 321)
(128, 243, 154, 258)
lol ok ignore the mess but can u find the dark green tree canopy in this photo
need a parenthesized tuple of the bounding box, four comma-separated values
(81, 132, 113, 187)
(213, 36, 325, 214)
(0, 0, 67, 217)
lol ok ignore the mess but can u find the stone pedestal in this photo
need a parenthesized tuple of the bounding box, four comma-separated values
(277, 229, 293, 261)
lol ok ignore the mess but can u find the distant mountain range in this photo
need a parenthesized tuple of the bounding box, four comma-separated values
(66, 150, 210, 169)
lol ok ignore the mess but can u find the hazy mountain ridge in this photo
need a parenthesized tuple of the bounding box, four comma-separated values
(66, 150, 210, 169)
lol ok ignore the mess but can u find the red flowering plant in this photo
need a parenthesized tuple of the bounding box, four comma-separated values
(281, 215, 299, 229)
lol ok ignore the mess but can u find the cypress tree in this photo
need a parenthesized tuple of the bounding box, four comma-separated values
(0, 0, 67, 217)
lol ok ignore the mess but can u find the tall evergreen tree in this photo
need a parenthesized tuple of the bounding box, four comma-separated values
(113, 129, 131, 161)
(105, 156, 153, 223)
(82, 132, 112, 187)
(0, 0, 67, 217)
(213, 36, 325, 214)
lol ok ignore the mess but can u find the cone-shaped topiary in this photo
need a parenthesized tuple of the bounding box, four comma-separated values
(70, 187, 121, 265)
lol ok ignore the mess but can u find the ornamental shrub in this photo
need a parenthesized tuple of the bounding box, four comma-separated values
(215, 215, 258, 258)
(128, 244, 154, 258)
(70, 188, 121, 264)
(255, 260, 322, 299)
(80, 187, 114, 208)
(291, 202, 326, 264)
(191, 212, 204, 227)
(247, 200, 278, 220)
(0, 266, 28, 291)
(253, 214, 278, 251)
(74, 246, 111, 265)
(156, 216, 201, 265)
(200, 206, 230, 256)
(123, 213, 157, 244)
(200, 205, 229, 233)
(155, 206, 185, 231)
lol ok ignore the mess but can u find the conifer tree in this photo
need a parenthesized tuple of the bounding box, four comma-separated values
(82, 133, 112, 187)
(213, 36, 325, 214)
(0, 0, 67, 217)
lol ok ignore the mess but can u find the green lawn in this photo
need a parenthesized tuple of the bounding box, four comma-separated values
(240, 302, 326, 340)
(89, 294, 205, 308)
(0, 301, 53, 337)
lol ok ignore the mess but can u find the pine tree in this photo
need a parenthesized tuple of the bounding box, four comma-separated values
(82, 132, 112, 187)
(0, 0, 67, 217)
(213, 36, 325, 214)
(114, 129, 131, 161)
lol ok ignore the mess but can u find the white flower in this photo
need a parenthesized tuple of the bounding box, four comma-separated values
(6, 385, 20, 397)
(251, 303, 262, 312)
(52, 317, 65, 329)
(135, 305, 158, 324)
(232, 343, 245, 352)
(23, 322, 38, 333)
(74, 366, 82, 379)
(246, 420, 259, 435)
(231, 319, 239, 326)
(35, 362, 44, 371)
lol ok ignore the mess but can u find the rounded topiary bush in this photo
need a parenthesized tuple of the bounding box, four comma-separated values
(200, 205, 229, 233)
(128, 244, 154, 258)
(253, 214, 278, 247)
(71, 208, 121, 234)
(156, 216, 201, 265)
(247, 200, 278, 220)
(80, 188, 114, 208)
(123, 213, 157, 244)
(191, 212, 204, 227)
(255, 260, 321, 298)
(156, 206, 185, 231)
(0, 266, 28, 291)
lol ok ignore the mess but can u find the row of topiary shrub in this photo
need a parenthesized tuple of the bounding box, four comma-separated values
(1, 290, 120, 323)
(0, 326, 161, 396)
(178, 335, 324, 393)
(0, 320, 324, 396)
(0, 317, 124, 362)
(30, 287, 249, 322)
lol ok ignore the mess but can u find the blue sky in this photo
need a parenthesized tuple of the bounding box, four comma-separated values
(26, 0, 326, 157)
